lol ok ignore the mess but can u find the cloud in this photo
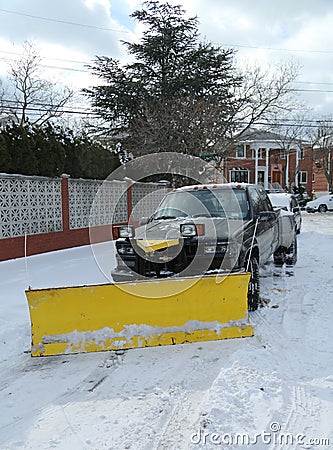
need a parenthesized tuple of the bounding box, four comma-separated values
(0, 0, 128, 58)
(1, 0, 333, 113)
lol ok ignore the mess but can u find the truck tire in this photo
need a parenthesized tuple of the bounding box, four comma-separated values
(285, 235, 297, 266)
(247, 256, 260, 311)
(273, 248, 285, 267)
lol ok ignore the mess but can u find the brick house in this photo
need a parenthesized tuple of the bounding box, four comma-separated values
(311, 134, 333, 195)
(224, 129, 314, 195)
(311, 169, 329, 195)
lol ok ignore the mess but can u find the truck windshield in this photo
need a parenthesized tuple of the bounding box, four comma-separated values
(153, 188, 249, 220)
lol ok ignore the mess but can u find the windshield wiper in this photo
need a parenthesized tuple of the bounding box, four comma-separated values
(153, 215, 177, 220)
(191, 213, 226, 218)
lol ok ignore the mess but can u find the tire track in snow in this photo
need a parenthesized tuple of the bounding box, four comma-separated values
(280, 384, 316, 450)
(61, 351, 125, 398)
(152, 390, 207, 450)
(0, 352, 124, 445)
(150, 352, 210, 450)
(251, 309, 320, 450)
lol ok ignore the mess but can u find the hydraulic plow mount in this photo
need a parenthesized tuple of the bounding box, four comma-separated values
(26, 273, 253, 357)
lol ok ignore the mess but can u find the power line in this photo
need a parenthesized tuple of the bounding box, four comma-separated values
(0, 7, 129, 33)
(1, 108, 99, 117)
(1, 111, 330, 128)
(2, 98, 92, 111)
(0, 7, 328, 55)
(2, 103, 333, 128)
(218, 42, 333, 54)
(294, 81, 333, 86)
(2, 101, 333, 126)
(3, 48, 333, 87)
(292, 88, 333, 93)
(1, 102, 98, 117)
(3, 93, 333, 122)
(0, 49, 89, 65)
(254, 121, 330, 129)
(41, 64, 89, 73)
(0, 52, 91, 73)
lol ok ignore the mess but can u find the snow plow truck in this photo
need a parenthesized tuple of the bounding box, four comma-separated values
(26, 183, 296, 356)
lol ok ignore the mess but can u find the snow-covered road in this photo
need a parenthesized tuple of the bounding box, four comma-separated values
(0, 213, 332, 450)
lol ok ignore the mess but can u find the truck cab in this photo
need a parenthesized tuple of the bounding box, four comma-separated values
(111, 183, 296, 310)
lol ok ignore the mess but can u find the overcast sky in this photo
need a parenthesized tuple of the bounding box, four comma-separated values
(1, 0, 333, 117)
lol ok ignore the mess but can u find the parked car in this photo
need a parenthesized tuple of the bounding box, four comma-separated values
(112, 183, 297, 311)
(268, 192, 302, 234)
(306, 194, 333, 213)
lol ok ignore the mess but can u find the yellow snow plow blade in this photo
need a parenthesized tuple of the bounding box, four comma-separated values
(26, 273, 253, 357)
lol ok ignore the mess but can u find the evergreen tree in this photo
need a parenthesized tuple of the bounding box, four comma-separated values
(84, 0, 240, 157)
(0, 124, 39, 175)
(0, 122, 120, 179)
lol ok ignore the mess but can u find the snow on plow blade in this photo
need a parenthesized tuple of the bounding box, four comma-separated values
(26, 273, 253, 357)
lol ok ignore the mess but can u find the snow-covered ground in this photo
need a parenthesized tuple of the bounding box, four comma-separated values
(0, 213, 332, 450)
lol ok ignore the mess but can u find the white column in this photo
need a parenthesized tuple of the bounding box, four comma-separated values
(254, 147, 258, 185)
(265, 148, 270, 190)
(295, 148, 299, 187)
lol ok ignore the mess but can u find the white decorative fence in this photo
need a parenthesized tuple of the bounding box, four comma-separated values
(68, 179, 128, 229)
(0, 173, 168, 243)
(0, 174, 62, 239)
(130, 182, 168, 221)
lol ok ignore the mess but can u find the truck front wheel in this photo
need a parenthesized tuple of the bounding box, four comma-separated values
(247, 256, 260, 311)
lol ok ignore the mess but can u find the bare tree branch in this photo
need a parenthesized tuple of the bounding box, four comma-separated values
(1, 41, 74, 126)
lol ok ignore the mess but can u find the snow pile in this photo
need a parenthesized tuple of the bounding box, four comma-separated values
(193, 362, 283, 434)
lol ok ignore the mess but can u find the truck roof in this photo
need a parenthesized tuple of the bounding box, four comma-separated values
(174, 183, 255, 192)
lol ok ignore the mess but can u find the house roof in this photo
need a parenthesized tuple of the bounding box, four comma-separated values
(238, 128, 288, 143)
(238, 127, 311, 148)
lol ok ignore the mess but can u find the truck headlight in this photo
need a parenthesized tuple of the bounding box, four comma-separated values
(204, 244, 228, 254)
(204, 242, 239, 256)
(117, 245, 134, 255)
(118, 226, 134, 238)
(180, 223, 197, 237)
(204, 245, 216, 254)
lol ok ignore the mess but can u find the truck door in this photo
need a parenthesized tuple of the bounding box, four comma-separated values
(258, 186, 279, 255)
(248, 187, 278, 263)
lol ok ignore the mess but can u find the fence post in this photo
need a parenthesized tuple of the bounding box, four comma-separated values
(61, 174, 70, 232)
(127, 181, 133, 223)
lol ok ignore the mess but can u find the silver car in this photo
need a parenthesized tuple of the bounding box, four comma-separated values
(268, 193, 302, 234)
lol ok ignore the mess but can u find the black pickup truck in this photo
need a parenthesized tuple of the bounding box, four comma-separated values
(111, 183, 297, 310)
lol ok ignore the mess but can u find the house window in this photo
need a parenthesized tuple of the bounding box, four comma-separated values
(251, 148, 265, 159)
(280, 150, 286, 159)
(312, 173, 315, 182)
(235, 145, 246, 158)
(230, 169, 249, 183)
(298, 171, 308, 184)
(300, 148, 305, 160)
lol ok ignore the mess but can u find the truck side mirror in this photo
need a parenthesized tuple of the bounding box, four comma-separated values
(139, 217, 149, 226)
(258, 211, 276, 222)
